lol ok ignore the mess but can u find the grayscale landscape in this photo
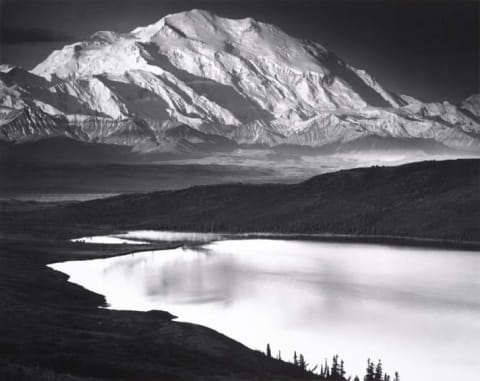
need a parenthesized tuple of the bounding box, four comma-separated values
(1, 1, 479, 381)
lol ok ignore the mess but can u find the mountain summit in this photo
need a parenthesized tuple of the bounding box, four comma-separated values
(1, 10, 479, 154)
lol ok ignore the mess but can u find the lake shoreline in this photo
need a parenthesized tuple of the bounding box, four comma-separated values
(0, 238, 315, 381)
(75, 230, 480, 252)
(49, 235, 480, 381)
(224, 232, 480, 251)
(0, 228, 477, 380)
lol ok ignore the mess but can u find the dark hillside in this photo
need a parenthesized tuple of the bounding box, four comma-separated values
(3, 159, 479, 243)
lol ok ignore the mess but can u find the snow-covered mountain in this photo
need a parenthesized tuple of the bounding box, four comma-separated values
(1, 9, 479, 155)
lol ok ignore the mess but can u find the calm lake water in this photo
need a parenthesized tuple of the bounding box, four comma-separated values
(50, 237, 480, 381)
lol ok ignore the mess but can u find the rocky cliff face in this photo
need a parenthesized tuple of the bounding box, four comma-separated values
(1, 9, 479, 154)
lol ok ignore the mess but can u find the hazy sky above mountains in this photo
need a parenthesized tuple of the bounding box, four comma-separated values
(1, 0, 478, 104)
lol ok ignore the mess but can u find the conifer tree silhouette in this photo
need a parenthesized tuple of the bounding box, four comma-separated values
(331, 354, 339, 378)
(374, 359, 383, 381)
(299, 354, 307, 370)
(365, 358, 375, 381)
(340, 359, 346, 379)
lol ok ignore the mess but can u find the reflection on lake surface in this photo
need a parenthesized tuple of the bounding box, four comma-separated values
(50, 238, 480, 381)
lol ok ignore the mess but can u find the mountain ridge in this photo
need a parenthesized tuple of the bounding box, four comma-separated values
(1, 9, 479, 156)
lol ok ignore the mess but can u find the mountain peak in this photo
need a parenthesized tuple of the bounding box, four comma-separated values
(131, 9, 219, 40)
(131, 9, 268, 46)
(2, 10, 480, 153)
(461, 94, 480, 118)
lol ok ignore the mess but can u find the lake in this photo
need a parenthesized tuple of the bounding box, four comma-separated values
(49, 237, 480, 381)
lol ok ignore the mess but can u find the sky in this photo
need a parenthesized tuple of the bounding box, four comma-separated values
(0, 0, 478, 103)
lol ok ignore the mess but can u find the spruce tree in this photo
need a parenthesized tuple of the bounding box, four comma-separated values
(340, 359, 346, 379)
(365, 359, 375, 381)
(293, 351, 298, 366)
(266, 343, 271, 358)
(331, 355, 339, 378)
(374, 359, 383, 381)
(299, 354, 307, 370)
(324, 358, 330, 378)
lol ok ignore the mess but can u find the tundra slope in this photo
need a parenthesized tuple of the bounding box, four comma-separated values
(1, 9, 479, 155)
(3, 159, 479, 245)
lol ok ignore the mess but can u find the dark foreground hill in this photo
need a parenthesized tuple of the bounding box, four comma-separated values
(3, 159, 479, 244)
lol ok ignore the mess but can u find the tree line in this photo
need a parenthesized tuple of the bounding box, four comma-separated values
(265, 344, 400, 381)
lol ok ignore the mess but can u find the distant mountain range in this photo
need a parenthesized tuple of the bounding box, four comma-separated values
(1, 9, 479, 158)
